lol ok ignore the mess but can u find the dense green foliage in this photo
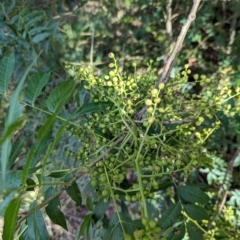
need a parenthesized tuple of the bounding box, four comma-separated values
(0, 1, 240, 240)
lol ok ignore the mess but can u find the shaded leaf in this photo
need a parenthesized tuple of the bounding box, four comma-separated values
(78, 213, 92, 239)
(22, 131, 51, 185)
(0, 54, 15, 93)
(177, 186, 209, 205)
(66, 182, 82, 206)
(183, 204, 208, 221)
(0, 192, 15, 216)
(8, 139, 24, 168)
(0, 117, 26, 146)
(32, 32, 51, 43)
(103, 213, 123, 240)
(93, 198, 110, 220)
(45, 187, 68, 230)
(48, 169, 70, 178)
(1, 53, 39, 189)
(159, 201, 182, 229)
(3, 196, 21, 240)
(47, 81, 75, 113)
(166, 223, 185, 240)
(27, 209, 50, 240)
(186, 222, 203, 240)
(25, 71, 51, 104)
(37, 114, 55, 142)
(75, 101, 113, 116)
(86, 197, 93, 211)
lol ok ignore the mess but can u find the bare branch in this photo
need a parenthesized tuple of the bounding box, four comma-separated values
(156, 0, 202, 87)
(136, 0, 202, 119)
(133, 118, 193, 125)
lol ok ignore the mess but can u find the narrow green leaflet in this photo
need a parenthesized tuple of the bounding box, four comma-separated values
(1, 53, 39, 189)
(8, 139, 24, 168)
(93, 198, 110, 220)
(0, 192, 15, 216)
(177, 186, 210, 205)
(3, 196, 21, 240)
(66, 181, 82, 206)
(0, 117, 26, 146)
(103, 225, 123, 240)
(26, 210, 50, 240)
(37, 114, 56, 142)
(120, 213, 142, 236)
(186, 222, 203, 240)
(21, 131, 51, 185)
(0, 53, 15, 93)
(25, 71, 51, 105)
(183, 204, 208, 221)
(159, 201, 182, 229)
(103, 213, 123, 240)
(46, 81, 76, 113)
(86, 197, 93, 211)
(75, 101, 113, 116)
(45, 187, 68, 230)
(32, 32, 51, 43)
(78, 213, 92, 239)
(48, 169, 70, 178)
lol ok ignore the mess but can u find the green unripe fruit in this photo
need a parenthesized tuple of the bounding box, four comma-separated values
(148, 116, 155, 124)
(142, 217, 149, 226)
(134, 229, 144, 238)
(151, 88, 158, 97)
(158, 82, 165, 90)
(154, 97, 161, 104)
(132, 195, 137, 201)
(102, 189, 109, 196)
(147, 107, 154, 113)
(125, 195, 131, 202)
(153, 227, 161, 233)
(100, 174, 107, 183)
(124, 234, 132, 240)
(91, 180, 97, 187)
(108, 52, 115, 58)
(145, 99, 153, 106)
(85, 167, 90, 173)
(148, 220, 157, 229)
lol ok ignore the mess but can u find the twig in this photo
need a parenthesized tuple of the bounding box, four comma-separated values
(136, 0, 202, 119)
(166, 0, 173, 41)
(90, 25, 95, 66)
(226, 12, 238, 55)
(156, 0, 202, 87)
(133, 119, 192, 125)
(16, 134, 126, 230)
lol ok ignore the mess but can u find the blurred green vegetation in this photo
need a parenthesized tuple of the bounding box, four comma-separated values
(1, 0, 240, 239)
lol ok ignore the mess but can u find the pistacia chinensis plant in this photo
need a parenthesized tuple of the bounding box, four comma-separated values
(62, 53, 240, 240)
(1, 53, 240, 240)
